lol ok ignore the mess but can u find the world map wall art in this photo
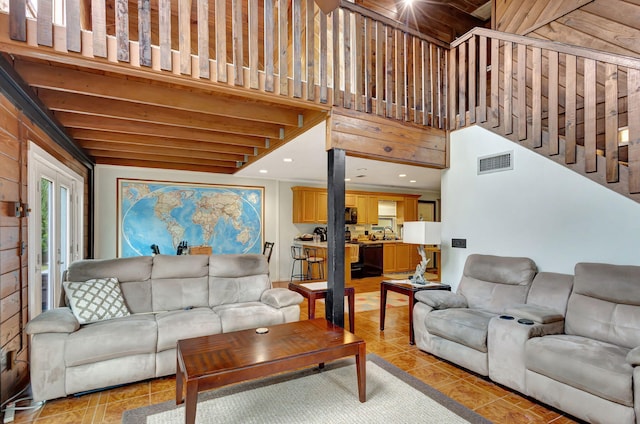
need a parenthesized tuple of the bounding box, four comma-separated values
(117, 179, 264, 257)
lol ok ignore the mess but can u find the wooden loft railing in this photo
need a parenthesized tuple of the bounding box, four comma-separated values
(3, 0, 449, 130)
(449, 28, 640, 201)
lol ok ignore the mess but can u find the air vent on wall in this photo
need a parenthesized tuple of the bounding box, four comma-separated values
(477, 151, 513, 175)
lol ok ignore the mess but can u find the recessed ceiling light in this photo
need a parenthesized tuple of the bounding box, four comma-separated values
(399, 174, 407, 178)
(259, 169, 268, 174)
(344, 178, 351, 182)
(356, 168, 368, 172)
(409, 180, 417, 183)
(283, 158, 293, 163)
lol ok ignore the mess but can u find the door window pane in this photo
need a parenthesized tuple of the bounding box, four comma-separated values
(41, 178, 54, 311)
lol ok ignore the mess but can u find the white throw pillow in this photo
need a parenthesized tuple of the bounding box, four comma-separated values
(63, 277, 130, 324)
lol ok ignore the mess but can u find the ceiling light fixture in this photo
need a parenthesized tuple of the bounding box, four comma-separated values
(283, 158, 293, 163)
(314, 0, 340, 14)
(344, 178, 351, 182)
(259, 169, 268, 174)
(410, 180, 417, 183)
(399, 174, 407, 178)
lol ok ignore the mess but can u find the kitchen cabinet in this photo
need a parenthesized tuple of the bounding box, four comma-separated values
(395, 243, 413, 272)
(345, 193, 356, 207)
(292, 187, 327, 224)
(356, 195, 379, 224)
(403, 197, 418, 222)
(381, 242, 419, 273)
(383, 243, 396, 273)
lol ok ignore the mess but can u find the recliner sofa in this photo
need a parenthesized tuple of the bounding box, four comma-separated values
(25, 254, 303, 402)
(414, 254, 640, 424)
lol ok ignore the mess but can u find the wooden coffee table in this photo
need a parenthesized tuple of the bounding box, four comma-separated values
(176, 318, 367, 424)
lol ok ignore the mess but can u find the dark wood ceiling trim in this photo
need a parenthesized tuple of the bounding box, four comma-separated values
(0, 55, 93, 168)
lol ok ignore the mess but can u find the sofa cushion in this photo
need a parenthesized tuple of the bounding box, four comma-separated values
(212, 302, 285, 333)
(565, 263, 640, 349)
(65, 314, 157, 367)
(63, 278, 130, 324)
(426, 308, 495, 352)
(458, 255, 536, 313)
(155, 308, 222, 351)
(66, 256, 153, 313)
(209, 255, 270, 306)
(415, 291, 468, 310)
(526, 335, 633, 406)
(151, 255, 210, 311)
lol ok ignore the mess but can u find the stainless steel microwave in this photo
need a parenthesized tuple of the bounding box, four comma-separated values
(345, 207, 358, 224)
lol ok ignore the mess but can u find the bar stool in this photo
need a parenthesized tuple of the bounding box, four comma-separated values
(290, 246, 308, 281)
(305, 247, 325, 280)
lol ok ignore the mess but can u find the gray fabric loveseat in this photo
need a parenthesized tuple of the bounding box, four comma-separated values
(25, 254, 303, 402)
(414, 254, 640, 424)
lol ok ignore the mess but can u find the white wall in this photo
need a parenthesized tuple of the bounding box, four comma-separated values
(441, 126, 640, 290)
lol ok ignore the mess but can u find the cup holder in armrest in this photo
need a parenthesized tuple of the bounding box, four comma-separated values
(517, 318, 534, 325)
(499, 315, 515, 320)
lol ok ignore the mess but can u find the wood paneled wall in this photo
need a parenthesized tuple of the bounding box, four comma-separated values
(495, 0, 640, 59)
(0, 91, 90, 405)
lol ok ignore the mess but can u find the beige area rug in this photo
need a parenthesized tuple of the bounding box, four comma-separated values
(122, 355, 491, 424)
(318, 291, 409, 312)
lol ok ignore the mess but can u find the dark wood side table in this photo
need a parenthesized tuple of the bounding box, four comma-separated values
(288, 281, 356, 332)
(380, 280, 451, 345)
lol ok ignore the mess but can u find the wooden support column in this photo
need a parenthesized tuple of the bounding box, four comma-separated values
(326, 148, 346, 329)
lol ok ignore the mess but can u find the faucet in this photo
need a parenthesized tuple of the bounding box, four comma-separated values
(383, 226, 394, 240)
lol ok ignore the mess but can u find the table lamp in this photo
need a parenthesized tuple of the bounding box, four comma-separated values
(403, 221, 442, 284)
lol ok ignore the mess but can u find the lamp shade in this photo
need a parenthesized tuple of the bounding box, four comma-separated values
(403, 221, 442, 245)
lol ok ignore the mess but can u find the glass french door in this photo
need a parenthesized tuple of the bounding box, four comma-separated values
(29, 143, 83, 318)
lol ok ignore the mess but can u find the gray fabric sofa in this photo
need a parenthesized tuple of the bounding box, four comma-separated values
(414, 254, 640, 424)
(25, 254, 303, 402)
(413, 254, 538, 375)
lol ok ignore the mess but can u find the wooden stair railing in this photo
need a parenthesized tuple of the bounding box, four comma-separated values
(2, 0, 448, 131)
(449, 28, 640, 202)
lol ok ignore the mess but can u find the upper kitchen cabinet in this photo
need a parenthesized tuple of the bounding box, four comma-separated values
(356, 195, 379, 225)
(292, 187, 327, 224)
(345, 193, 357, 208)
(397, 195, 420, 223)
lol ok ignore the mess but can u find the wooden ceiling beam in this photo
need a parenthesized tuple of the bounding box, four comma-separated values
(14, 60, 305, 127)
(70, 129, 255, 156)
(38, 89, 284, 139)
(94, 157, 236, 174)
(87, 150, 238, 168)
(78, 140, 245, 163)
(57, 112, 269, 148)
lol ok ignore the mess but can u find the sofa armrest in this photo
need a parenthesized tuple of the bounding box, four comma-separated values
(505, 304, 564, 324)
(626, 346, 640, 366)
(25, 307, 80, 335)
(414, 291, 468, 310)
(261, 288, 304, 309)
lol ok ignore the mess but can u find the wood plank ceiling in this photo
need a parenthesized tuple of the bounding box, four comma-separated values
(6, 0, 490, 174)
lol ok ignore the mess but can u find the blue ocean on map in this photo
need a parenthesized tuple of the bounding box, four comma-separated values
(120, 182, 263, 257)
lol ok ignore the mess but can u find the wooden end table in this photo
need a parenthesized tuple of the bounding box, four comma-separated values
(380, 280, 451, 345)
(288, 281, 356, 332)
(176, 319, 366, 424)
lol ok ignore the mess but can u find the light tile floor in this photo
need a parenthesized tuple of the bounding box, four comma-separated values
(12, 276, 580, 423)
